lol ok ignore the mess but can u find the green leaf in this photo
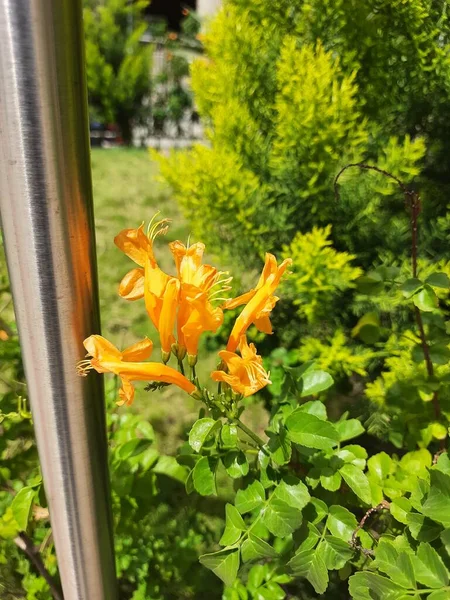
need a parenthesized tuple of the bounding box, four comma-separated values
(199, 548, 240, 586)
(285, 411, 339, 450)
(407, 513, 442, 542)
(241, 533, 277, 563)
(303, 497, 328, 524)
(220, 504, 247, 546)
(320, 468, 342, 492)
(298, 400, 327, 420)
(351, 312, 381, 344)
(267, 430, 292, 465)
(288, 549, 328, 594)
(400, 278, 423, 298)
(425, 272, 450, 289)
(235, 480, 265, 514)
(421, 470, 450, 527)
(321, 535, 354, 570)
(441, 529, 450, 557)
(428, 591, 450, 600)
(274, 476, 310, 510)
(153, 455, 188, 483)
(429, 343, 450, 365)
(339, 464, 371, 504)
(0, 507, 20, 539)
(413, 285, 438, 312)
(390, 497, 411, 525)
(327, 505, 358, 542)
(300, 370, 333, 396)
(260, 496, 303, 537)
(349, 572, 408, 600)
(11, 486, 37, 531)
(374, 540, 416, 589)
(116, 438, 153, 460)
(223, 450, 249, 479)
(221, 423, 238, 448)
(335, 419, 365, 442)
(189, 418, 221, 453)
(414, 542, 449, 588)
(356, 273, 384, 295)
(192, 456, 218, 496)
(367, 452, 392, 481)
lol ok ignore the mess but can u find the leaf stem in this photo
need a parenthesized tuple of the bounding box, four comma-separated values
(233, 419, 266, 450)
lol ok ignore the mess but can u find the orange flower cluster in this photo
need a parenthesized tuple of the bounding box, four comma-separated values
(78, 218, 291, 405)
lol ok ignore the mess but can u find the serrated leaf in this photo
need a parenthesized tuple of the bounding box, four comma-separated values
(321, 535, 354, 570)
(223, 450, 249, 479)
(349, 571, 408, 600)
(367, 452, 392, 481)
(413, 285, 438, 312)
(300, 370, 333, 396)
(221, 423, 238, 448)
(421, 469, 450, 527)
(400, 278, 423, 298)
(298, 400, 327, 420)
(428, 591, 450, 600)
(11, 486, 37, 531)
(286, 411, 339, 450)
(425, 272, 450, 289)
(116, 438, 153, 461)
(260, 497, 303, 537)
(153, 455, 188, 483)
(199, 548, 240, 586)
(235, 480, 265, 514)
(327, 505, 358, 542)
(192, 456, 218, 496)
(288, 549, 328, 594)
(339, 464, 371, 504)
(407, 513, 442, 542)
(335, 419, 365, 442)
(320, 468, 342, 492)
(414, 542, 449, 588)
(390, 497, 411, 525)
(189, 418, 221, 453)
(241, 533, 277, 563)
(267, 430, 292, 466)
(274, 476, 310, 510)
(220, 504, 246, 546)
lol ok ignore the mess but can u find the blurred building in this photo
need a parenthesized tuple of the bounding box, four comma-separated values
(145, 0, 221, 31)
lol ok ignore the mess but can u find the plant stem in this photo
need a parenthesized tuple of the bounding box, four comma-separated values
(178, 359, 185, 376)
(335, 163, 443, 423)
(233, 419, 266, 450)
(351, 500, 390, 557)
(14, 532, 63, 600)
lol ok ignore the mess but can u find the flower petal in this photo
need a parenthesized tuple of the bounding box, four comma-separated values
(83, 335, 121, 361)
(118, 268, 145, 300)
(114, 223, 154, 267)
(121, 337, 153, 362)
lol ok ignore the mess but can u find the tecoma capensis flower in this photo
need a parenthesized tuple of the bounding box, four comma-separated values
(211, 335, 271, 397)
(144, 257, 180, 360)
(115, 218, 169, 300)
(224, 253, 292, 352)
(169, 240, 230, 359)
(77, 335, 196, 406)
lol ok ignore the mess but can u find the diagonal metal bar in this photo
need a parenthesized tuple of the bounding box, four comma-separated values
(0, 1, 118, 598)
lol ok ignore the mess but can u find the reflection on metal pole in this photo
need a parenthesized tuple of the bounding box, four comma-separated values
(0, 1, 118, 599)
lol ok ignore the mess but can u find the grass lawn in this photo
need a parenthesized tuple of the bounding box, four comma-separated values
(91, 148, 221, 451)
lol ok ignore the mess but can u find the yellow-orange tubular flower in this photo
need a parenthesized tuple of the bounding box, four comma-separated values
(114, 219, 169, 300)
(144, 258, 180, 359)
(169, 240, 230, 358)
(77, 335, 196, 406)
(178, 284, 223, 358)
(224, 253, 292, 352)
(211, 336, 271, 397)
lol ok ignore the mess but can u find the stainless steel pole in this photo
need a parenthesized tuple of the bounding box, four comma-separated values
(0, 1, 118, 599)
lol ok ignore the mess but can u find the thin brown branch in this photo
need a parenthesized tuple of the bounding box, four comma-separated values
(351, 500, 390, 556)
(334, 162, 443, 423)
(14, 532, 63, 600)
